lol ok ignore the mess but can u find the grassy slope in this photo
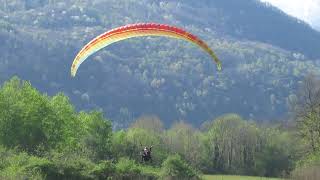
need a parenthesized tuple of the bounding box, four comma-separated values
(203, 175, 283, 180)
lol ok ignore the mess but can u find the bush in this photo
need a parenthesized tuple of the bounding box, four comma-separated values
(41, 152, 117, 180)
(139, 165, 161, 178)
(89, 160, 116, 179)
(160, 154, 200, 180)
(0, 147, 47, 180)
(114, 157, 158, 179)
(0, 147, 117, 180)
(115, 157, 141, 175)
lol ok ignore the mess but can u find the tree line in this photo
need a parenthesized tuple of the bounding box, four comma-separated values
(1, 75, 320, 179)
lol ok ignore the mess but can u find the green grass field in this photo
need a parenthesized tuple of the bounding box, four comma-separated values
(203, 175, 283, 180)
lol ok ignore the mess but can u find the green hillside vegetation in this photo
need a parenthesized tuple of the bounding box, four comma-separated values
(2, 1, 320, 179)
(1, 76, 320, 179)
(1, 0, 320, 126)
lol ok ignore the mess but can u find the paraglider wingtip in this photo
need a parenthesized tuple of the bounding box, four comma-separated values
(217, 63, 222, 71)
(71, 72, 76, 77)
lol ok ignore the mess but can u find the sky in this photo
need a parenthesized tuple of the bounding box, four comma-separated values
(260, 0, 320, 30)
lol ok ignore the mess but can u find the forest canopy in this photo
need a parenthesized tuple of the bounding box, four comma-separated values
(0, 76, 319, 179)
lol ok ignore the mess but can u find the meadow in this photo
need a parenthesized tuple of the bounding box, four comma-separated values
(203, 175, 283, 180)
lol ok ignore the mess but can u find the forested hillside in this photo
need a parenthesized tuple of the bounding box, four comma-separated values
(1, 0, 320, 126)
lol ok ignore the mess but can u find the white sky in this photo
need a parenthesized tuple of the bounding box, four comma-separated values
(260, 0, 320, 29)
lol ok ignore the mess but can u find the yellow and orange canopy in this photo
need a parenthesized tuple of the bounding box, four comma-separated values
(71, 23, 222, 76)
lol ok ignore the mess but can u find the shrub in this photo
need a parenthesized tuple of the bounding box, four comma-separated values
(89, 160, 116, 179)
(40, 151, 117, 180)
(115, 157, 141, 175)
(114, 157, 159, 179)
(0, 148, 117, 180)
(0, 147, 47, 180)
(160, 154, 200, 180)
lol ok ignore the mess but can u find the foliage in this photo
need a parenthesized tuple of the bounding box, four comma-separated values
(296, 152, 320, 168)
(115, 157, 140, 175)
(205, 114, 259, 174)
(254, 129, 297, 177)
(0, 77, 75, 153)
(0, 77, 117, 179)
(78, 111, 113, 160)
(290, 74, 320, 152)
(0, 77, 313, 179)
(0, 147, 117, 180)
(290, 74, 320, 179)
(114, 157, 159, 179)
(165, 121, 206, 169)
(160, 154, 200, 180)
(0, 146, 46, 180)
(111, 130, 135, 159)
(126, 127, 168, 165)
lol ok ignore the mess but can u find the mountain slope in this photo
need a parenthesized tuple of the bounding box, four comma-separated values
(1, 0, 320, 126)
(160, 0, 320, 59)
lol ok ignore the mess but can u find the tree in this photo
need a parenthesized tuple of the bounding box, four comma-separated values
(79, 111, 112, 160)
(255, 128, 298, 177)
(130, 115, 164, 134)
(125, 127, 167, 165)
(206, 114, 259, 174)
(291, 73, 320, 152)
(160, 154, 200, 180)
(0, 77, 51, 152)
(165, 121, 206, 169)
(0, 77, 114, 157)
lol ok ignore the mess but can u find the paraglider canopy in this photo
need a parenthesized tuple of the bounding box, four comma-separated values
(71, 23, 222, 77)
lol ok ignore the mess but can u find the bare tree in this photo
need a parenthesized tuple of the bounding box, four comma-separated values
(130, 115, 164, 133)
